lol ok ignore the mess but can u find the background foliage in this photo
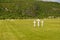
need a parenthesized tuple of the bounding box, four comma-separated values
(0, 0, 60, 19)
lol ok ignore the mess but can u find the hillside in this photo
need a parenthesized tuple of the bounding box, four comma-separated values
(0, 0, 60, 19)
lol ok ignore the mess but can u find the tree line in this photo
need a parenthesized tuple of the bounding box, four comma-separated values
(0, 0, 60, 19)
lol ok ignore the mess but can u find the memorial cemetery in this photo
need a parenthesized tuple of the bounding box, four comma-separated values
(0, 0, 60, 40)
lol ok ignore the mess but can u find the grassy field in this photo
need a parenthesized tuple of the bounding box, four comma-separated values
(0, 19, 60, 40)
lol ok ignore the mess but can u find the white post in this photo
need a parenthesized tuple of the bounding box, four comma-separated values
(36, 19, 40, 28)
(33, 20, 36, 28)
(41, 20, 44, 27)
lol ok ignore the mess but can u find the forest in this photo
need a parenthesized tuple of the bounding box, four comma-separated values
(0, 0, 60, 19)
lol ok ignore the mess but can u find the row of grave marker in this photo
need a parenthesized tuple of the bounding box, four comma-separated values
(33, 19, 44, 27)
(0, 19, 44, 27)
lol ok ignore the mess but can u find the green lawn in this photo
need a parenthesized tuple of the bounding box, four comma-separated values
(0, 19, 60, 40)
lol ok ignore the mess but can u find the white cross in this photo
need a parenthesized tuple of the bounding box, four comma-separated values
(41, 20, 44, 27)
(36, 19, 40, 27)
(33, 20, 36, 27)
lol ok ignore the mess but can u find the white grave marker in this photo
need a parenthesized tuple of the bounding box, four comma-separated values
(36, 19, 40, 27)
(41, 20, 44, 27)
(33, 20, 36, 27)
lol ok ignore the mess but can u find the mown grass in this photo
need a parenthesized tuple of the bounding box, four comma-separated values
(0, 19, 60, 40)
